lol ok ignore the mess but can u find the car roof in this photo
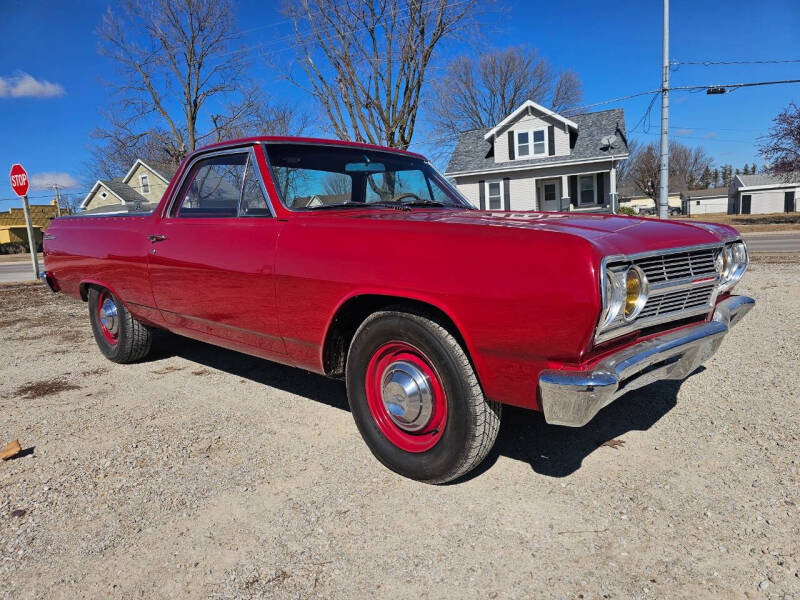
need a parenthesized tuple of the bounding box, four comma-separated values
(192, 136, 427, 160)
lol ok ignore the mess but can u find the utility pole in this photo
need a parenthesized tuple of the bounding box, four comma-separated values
(21, 194, 40, 280)
(53, 184, 62, 216)
(658, 0, 670, 219)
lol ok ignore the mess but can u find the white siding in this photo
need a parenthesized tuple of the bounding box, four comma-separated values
(493, 111, 571, 163)
(685, 195, 728, 215)
(452, 160, 617, 212)
(458, 181, 482, 208)
(745, 188, 798, 214)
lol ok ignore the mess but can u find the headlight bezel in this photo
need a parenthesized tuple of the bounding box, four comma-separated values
(718, 240, 748, 293)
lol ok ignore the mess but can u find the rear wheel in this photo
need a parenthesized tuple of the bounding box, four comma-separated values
(346, 311, 501, 484)
(88, 287, 152, 363)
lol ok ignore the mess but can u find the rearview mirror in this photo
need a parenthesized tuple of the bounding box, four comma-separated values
(345, 162, 385, 173)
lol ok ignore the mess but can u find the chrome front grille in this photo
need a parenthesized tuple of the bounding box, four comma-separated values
(634, 248, 718, 283)
(597, 244, 724, 343)
(638, 283, 716, 320)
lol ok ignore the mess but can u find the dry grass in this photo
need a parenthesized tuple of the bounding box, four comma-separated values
(673, 212, 800, 233)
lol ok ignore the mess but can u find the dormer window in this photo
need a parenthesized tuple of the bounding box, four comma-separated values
(140, 174, 150, 194)
(516, 129, 546, 158)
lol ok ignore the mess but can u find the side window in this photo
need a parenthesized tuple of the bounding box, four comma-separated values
(173, 154, 247, 218)
(240, 158, 271, 216)
(140, 174, 150, 194)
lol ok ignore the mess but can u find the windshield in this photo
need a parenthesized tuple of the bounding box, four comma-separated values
(263, 143, 471, 210)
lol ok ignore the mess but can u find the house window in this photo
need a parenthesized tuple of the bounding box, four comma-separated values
(516, 129, 547, 158)
(140, 174, 150, 194)
(100, 192, 107, 199)
(579, 175, 596, 205)
(532, 129, 546, 155)
(516, 132, 529, 157)
(486, 180, 502, 210)
(696, 200, 701, 206)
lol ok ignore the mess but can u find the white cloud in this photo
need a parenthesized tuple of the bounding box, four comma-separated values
(675, 128, 694, 136)
(702, 131, 718, 140)
(0, 72, 65, 98)
(29, 172, 80, 190)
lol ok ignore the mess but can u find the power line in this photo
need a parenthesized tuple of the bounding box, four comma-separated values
(669, 78, 800, 92)
(563, 89, 662, 115)
(672, 58, 800, 67)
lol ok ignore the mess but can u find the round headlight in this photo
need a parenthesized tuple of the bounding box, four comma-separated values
(599, 269, 626, 329)
(623, 265, 649, 321)
(721, 245, 734, 281)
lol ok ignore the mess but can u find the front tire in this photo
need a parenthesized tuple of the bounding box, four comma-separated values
(87, 287, 152, 363)
(346, 311, 501, 484)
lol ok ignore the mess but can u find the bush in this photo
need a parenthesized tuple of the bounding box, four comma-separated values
(0, 243, 29, 255)
(617, 206, 637, 216)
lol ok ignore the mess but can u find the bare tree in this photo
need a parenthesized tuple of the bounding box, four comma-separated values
(616, 138, 640, 187)
(284, 0, 477, 149)
(759, 101, 800, 179)
(624, 140, 713, 198)
(94, 0, 303, 181)
(428, 47, 583, 145)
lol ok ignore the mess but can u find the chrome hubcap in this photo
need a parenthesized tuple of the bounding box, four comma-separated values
(100, 299, 119, 335)
(380, 360, 434, 432)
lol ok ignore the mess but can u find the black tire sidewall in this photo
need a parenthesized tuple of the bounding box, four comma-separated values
(346, 314, 476, 482)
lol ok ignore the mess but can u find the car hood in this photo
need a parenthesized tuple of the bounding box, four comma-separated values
(344, 209, 739, 256)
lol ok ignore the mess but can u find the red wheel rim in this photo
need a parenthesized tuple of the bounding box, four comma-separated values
(365, 341, 447, 453)
(96, 290, 119, 345)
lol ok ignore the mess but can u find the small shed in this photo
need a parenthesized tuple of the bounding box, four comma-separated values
(681, 187, 729, 215)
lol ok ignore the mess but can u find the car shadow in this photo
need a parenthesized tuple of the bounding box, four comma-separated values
(146, 331, 350, 413)
(146, 332, 689, 480)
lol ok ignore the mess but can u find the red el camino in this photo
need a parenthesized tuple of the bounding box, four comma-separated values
(42, 137, 754, 483)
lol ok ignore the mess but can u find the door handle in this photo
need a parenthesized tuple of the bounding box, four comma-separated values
(148, 234, 168, 243)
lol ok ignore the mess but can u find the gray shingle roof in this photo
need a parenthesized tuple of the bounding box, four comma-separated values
(445, 108, 628, 175)
(104, 178, 148, 205)
(737, 173, 799, 187)
(682, 187, 729, 199)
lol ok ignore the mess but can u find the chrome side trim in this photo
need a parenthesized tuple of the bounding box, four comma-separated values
(540, 294, 755, 427)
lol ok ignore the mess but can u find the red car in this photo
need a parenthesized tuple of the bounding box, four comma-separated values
(42, 137, 754, 483)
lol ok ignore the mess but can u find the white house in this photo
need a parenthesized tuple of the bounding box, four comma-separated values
(681, 187, 729, 216)
(729, 173, 799, 214)
(445, 100, 629, 212)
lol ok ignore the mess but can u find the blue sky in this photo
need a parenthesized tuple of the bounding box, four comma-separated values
(1, 0, 798, 208)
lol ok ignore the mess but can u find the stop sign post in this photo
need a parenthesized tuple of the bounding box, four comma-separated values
(9, 163, 40, 280)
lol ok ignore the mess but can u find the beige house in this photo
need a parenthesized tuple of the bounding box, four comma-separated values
(81, 159, 176, 212)
(445, 100, 629, 212)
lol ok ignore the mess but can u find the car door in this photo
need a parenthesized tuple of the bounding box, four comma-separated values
(147, 146, 286, 356)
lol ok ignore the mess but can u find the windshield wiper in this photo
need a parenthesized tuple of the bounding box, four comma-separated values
(400, 200, 448, 208)
(310, 201, 410, 211)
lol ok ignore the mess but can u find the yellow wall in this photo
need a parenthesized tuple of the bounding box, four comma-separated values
(84, 184, 123, 210)
(127, 163, 169, 203)
(0, 226, 42, 246)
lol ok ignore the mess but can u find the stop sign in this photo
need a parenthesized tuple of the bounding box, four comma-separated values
(9, 164, 29, 197)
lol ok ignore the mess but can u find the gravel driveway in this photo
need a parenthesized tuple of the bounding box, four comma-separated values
(1, 262, 798, 599)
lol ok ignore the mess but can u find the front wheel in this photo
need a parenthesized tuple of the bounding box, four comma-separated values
(87, 287, 152, 363)
(346, 311, 501, 484)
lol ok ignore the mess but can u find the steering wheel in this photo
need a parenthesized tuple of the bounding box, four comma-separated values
(391, 192, 424, 204)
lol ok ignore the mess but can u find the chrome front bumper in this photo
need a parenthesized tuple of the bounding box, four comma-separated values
(539, 295, 755, 427)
